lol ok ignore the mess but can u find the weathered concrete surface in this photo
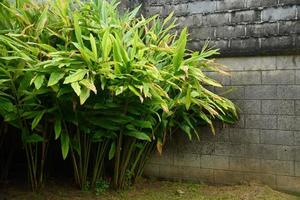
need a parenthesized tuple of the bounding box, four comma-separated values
(144, 55, 300, 193)
(122, 0, 300, 194)
(140, 0, 300, 56)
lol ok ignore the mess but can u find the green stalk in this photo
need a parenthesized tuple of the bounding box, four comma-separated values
(56, 99, 81, 188)
(91, 142, 102, 187)
(28, 144, 37, 191)
(25, 145, 35, 191)
(0, 123, 12, 181)
(9, 76, 43, 191)
(70, 147, 80, 186)
(39, 142, 45, 187)
(91, 140, 108, 187)
(39, 123, 49, 188)
(34, 143, 38, 183)
(113, 100, 129, 189)
(78, 133, 83, 188)
(135, 143, 155, 179)
(117, 138, 130, 188)
(96, 141, 108, 180)
(82, 134, 91, 189)
(81, 133, 86, 187)
(130, 143, 146, 183)
(0, 123, 7, 150)
(9, 77, 37, 190)
(119, 138, 136, 188)
(73, 110, 85, 189)
(113, 131, 122, 188)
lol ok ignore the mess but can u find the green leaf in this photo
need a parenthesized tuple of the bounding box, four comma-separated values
(125, 131, 151, 142)
(48, 72, 64, 86)
(115, 34, 129, 64)
(0, 97, 14, 113)
(88, 118, 119, 131)
(102, 31, 112, 61)
(100, 75, 107, 90)
(202, 77, 223, 87)
(133, 120, 152, 129)
(54, 118, 62, 140)
(71, 82, 81, 96)
(180, 124, 192, 140)
(90, 34, 97, 61)
(1, 3, 31, 25)
(64, 69, 87, 84)
(31, 111, 45, 130)
(73, 12, 83, 47)
(36, 5, 48, 36)
(185, 85, 191, 110)
(23, 134, 44, 143)
(109, 141, 116, 160)
(29, 43, 57, 52)
(34, 75, 45, 89)
(112, 40, 122, 73)
(91, 131, 106, 142)
(79, 86, 90, 105)
(128, 85, 143, 102)
(55, 0, 69, 16)
(71, 134, 81, 155)
(163, 11, 174, 27)
(128, 5, 141, 20)
(173, 27, 187, 70)
(61, 132, 70, 160)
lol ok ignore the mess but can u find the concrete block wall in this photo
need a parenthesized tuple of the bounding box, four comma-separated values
(141, 0, 300, 56)
(119, 0, 300, 193)
(144, 55, 300, 193)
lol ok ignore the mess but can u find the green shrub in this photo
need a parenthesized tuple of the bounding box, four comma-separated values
(95, 178, 110, 195)
(0, 0, 238, 191)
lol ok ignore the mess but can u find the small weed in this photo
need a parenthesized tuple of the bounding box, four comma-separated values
(95, 179, 110, 196)
(82, 181, 90, 191)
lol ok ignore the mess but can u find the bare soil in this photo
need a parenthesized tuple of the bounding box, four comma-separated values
(0, 178, 299, 200)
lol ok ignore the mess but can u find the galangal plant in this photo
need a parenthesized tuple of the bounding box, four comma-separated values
(0, 0, 238, 191)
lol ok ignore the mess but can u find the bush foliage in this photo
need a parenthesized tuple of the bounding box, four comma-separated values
(0, 0, 238, 191)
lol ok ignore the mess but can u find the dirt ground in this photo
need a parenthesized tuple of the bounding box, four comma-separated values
(0, 178, 299, 200)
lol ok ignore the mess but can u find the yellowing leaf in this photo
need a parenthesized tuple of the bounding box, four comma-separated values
(128, 85, 143, 102)
(156, 140, 163, 155)
(80, 79, 97, 94)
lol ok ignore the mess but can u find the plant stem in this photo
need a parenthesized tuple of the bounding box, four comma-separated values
(119, 138, 136, 188)
(25, 145, 35, 191)
(91, 140, 108, 187)
(134, 142, 155, 181)
(113, 131, 122, 188)
(70, 147, 80, 186)
(113, 99, 129, 189)
(130, 143, 146, 183)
